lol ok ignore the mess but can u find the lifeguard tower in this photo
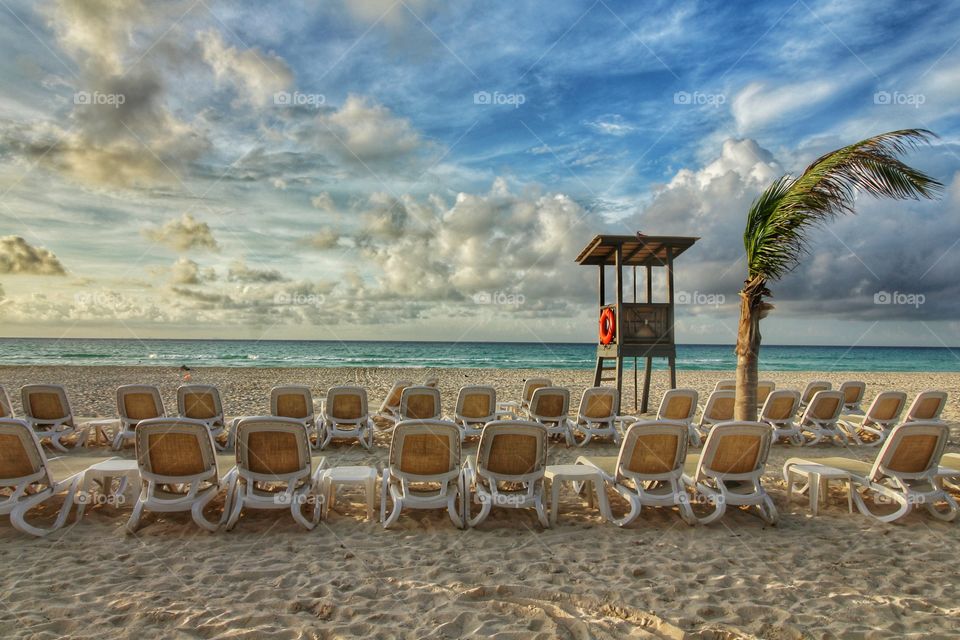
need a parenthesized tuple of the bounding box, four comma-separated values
(574, 233, 699, 413)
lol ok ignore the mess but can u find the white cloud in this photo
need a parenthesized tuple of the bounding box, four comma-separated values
(731, 80, 840, 132)
(311, 192, 335, 211)
(144, 214, 219, 252)
(320, 95, 422, 162)
(169, 257, 215, 285)
(0, 236, 67, 275)
(198, 29, 293, 107)
(227, 260, 287, 283)
(584, 114, 636, 136)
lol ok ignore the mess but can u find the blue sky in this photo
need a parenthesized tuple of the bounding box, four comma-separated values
(0, 0, 958, 346)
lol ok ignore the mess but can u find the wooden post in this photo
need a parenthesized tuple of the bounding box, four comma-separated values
(614, 243, 624, 400)
(642, 356, 652, 414)
(666, 247, 676, 389)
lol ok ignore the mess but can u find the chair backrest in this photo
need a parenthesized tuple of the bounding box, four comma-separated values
(701, 390, 735, 424)
(759, 390, 800, 423)
(802, 390, 844, 424)
(117, 385, 165, 426)
(871, 421, 949, 481)
(528, 387, 570, 423)
(801, 381, 832, 405)
(756, 380, 776, 405)
(475, 421, 547, 480)
(0, 418, 53, 486)
(399, 386, 442, 421)
(617, 421, 688, 480)
(270, 385, 313, 420)
(135, 418, 218, 481)
(177, 385, 224, 422)
(713, 379, 736, 393)
(234, 417, 312, 479)
(695, 421, 772, 481)
(905, 390, 947, 422)
(20, 385, 73, 424)
(839, 381, 866, 410)
(577, 387, 618, 422)
(521, 377, 552, 404)
(0, 386, 14, 418)
(656, 389, 698, 424)
(863, 391, 907, 425)
(455, 386, 497, 422)
(380, 380, 413, 412)
(325, 386, 369, 421)
(389, 420, 461, 481)
(422, 377, 439, 388)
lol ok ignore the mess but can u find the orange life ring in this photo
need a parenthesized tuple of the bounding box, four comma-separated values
(598, 308, 616, 345)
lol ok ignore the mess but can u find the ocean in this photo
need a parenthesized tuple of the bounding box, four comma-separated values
(0, 338, 957, 372)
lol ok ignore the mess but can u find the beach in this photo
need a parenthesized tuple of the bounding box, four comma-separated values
(1, 365, 959, 639)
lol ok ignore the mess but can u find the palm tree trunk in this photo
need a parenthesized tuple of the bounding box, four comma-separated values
(735, 278, 768, 421)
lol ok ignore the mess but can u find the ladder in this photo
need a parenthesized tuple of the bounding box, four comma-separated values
(593, 356, 622, 390)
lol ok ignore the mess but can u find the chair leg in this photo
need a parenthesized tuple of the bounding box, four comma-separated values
(924, 491, 958, 522)
(126, 496, 146, 534)
(535, 491, 550, 528)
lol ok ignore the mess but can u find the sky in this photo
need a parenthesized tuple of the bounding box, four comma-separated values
(0, 0, 959, 347)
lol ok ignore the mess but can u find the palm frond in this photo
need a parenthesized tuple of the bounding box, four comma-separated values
(744, 129, 943, 281)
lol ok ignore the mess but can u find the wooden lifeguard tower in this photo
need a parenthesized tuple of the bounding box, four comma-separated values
(575, 233, 699, 413)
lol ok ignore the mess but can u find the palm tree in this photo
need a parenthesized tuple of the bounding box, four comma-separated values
(735, 129, 942, 421)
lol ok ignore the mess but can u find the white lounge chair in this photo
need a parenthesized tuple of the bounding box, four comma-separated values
(756, 380, 777, 407)
(223, 417, 322, 530)
(682, 421, 777, 525)
(694, 390, 736, 446)
(572, 386, 620, 447)
(422, 376, 439, 388)
(112, 385, 165, 451)
(447, 386, 497, 441)
(839, 381, 866, 414)
(375, 380, 413, 428)
(270, 385, 317, 444)
(799, 380, 832, 409)
(177, 384, 228, 451)
(712, 379, 736, 393)
(799, 390, 847, 446)
(656, 388, 699, 446)
(904, 390, 947, 423)
(0, 386, 14, 418)
(838, 391, 907, 446)
(127, 417, 224, 533)
(20, 384, 87, 452)
(784, 422, 956, 522)
(380, 420, 464, 529)
(525, 387, 573, 446)
(463, 421, 549, 528)
(399, 386, 442, 421)
(576, 420, 694, 526)
(319, 386, 374, 450)
(760, 390, 802, 445)
(497, 377, 552, 418)
(0, 418, 86, 536)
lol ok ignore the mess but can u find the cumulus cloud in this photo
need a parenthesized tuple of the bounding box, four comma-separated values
(313, 95, 422, 163)
(169, 257, 215, 285)
(311, 192, 335, 211)
(305, 228, 340, 249)
(0, 236, 67, 275)
(144, 214, 219, 252)
(198, 28, 293, 107)
(227, 260, 287, 283)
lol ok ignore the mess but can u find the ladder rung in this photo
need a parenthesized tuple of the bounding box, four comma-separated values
(599, 376, 617, 382)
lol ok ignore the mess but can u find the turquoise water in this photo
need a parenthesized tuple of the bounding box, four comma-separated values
(0, 338, 957, 371)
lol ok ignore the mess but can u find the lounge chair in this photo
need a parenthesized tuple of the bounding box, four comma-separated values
(223, 417, 322, 530)
(422, 376, 439, 388)
(447, 386, 497, 441)
(571, 386, 620, 447)
(376, 380, 413, 427)
(463, 421, 549, 528)
(127, 417, 224, 532)
(713, 379, 736, 393)
(525, 387, 573, 445)
(177, 384, 228, 451)
(694, 390, 735, 446)
(682, 421, 777, 525)
(576, 420, 694, 526)
(20, 384, 87, 451)
(756, 380, 777, 407)
(904, 390, 947, 423)
(0, 418, 86, 536)
(319, 386, 374, 450)
(497, 377, 552, 418)
(656, 388, 699, 446)
(784, 422, 956, 522)
(838, 391, 907, 446)
(380, 420, 463, 529)
(799, 390, 847, 445)
(270, 385, 317, 444)
(112, 385, 165, 451)
(0, 386, 14, 418)
(799, 380, 832, 409)
(760, 390, 802, 445)
(839, 381, 866, 414)
(399, 386, 442, 421)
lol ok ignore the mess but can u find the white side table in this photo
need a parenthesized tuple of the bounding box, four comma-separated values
(783, 459, 854, 516)
(77, 458, 141, 518)
(319, 466, 378, 521)
(81, 419, 117, 447)
(545, 464, 612, 525)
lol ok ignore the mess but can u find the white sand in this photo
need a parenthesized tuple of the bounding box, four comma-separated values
(1, 365, 958, 639)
